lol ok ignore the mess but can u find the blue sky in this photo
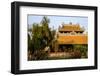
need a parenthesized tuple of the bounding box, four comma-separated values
(28, 15, 88, 31)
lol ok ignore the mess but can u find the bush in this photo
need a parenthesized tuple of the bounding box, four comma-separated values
(70, 50, 81, 58)
(73, 44, 88, 58)
(33, 50, 49, 60)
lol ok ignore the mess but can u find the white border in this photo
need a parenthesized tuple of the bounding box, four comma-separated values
(20, 6, 95, 70)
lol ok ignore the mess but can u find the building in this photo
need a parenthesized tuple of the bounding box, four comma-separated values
(55, 23, 88, 51)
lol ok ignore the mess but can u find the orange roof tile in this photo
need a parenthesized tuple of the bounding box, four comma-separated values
(59, 24, 84, 32)
(57, 35, 88, 44)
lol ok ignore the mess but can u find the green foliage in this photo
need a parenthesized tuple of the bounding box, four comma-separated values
(73, 44, 88, 58)
(28, 33, 33, 52)
(33, 50, 49, 60)
(31, 23, 43, 50)
(28, 16, 56, 60)
(41, 16, 50, 26)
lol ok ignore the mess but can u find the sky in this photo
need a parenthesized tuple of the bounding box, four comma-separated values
(28, 15, 88, 31)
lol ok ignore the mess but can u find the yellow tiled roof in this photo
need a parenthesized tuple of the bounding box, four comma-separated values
(59, 24, 84, 32)
(57, 35, 88, 44)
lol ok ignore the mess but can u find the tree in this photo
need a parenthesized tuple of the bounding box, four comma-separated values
(31, 23, 43, 51)
(73, 44, 88, 58)
(28, 16, 56, 60)
(41, 16, 50, 26)
(41, 16, 54, 46)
